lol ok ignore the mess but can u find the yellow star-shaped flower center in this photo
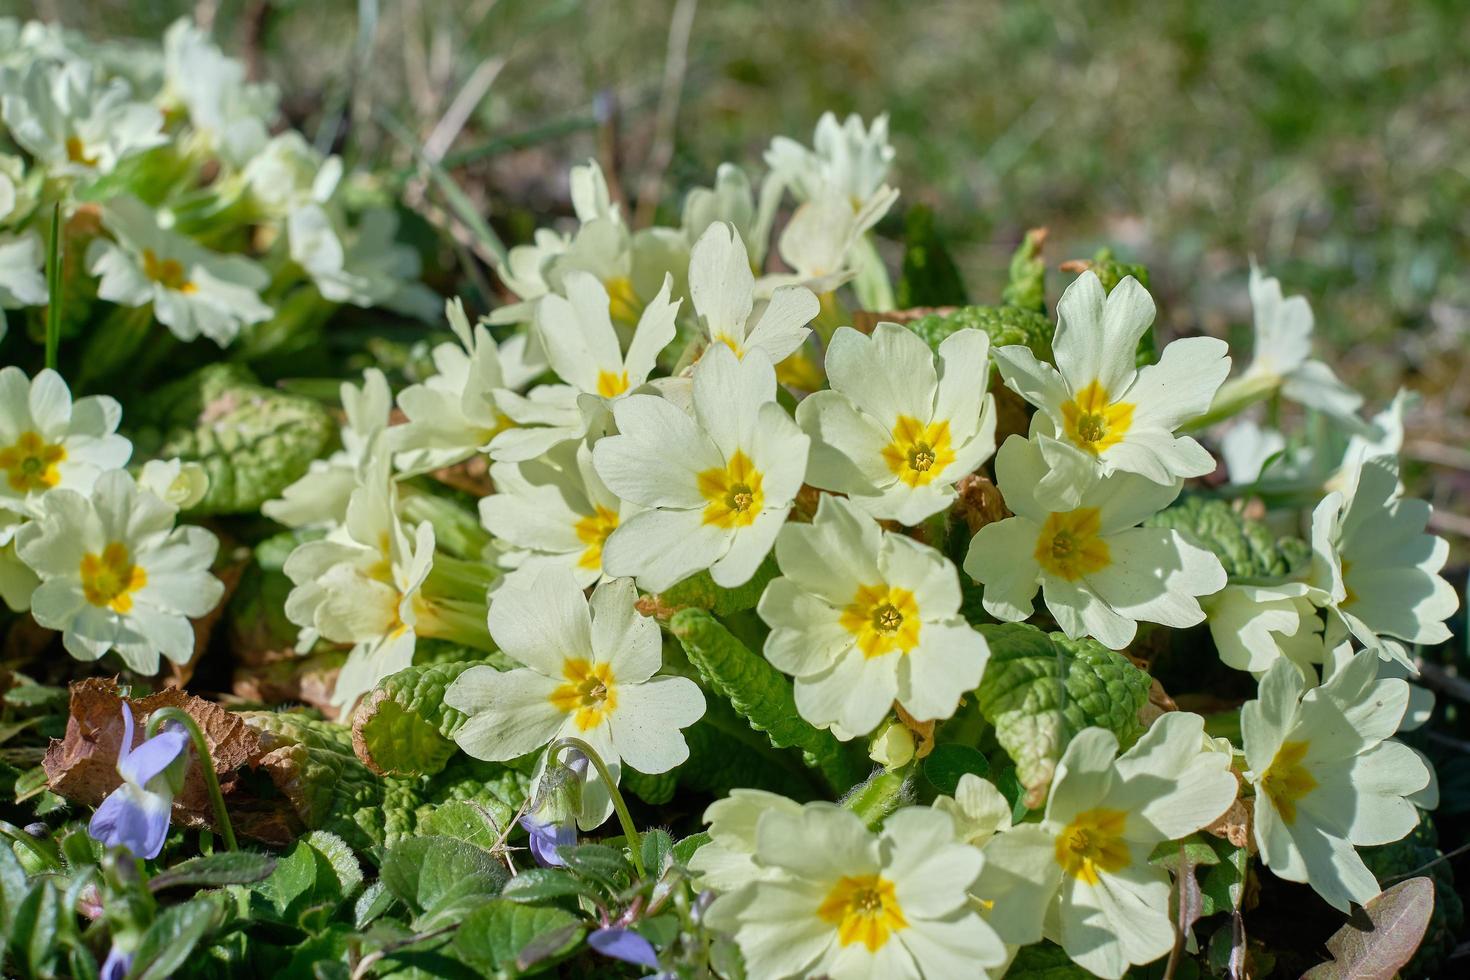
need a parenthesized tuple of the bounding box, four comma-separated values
(1061, 380, 1133, 455)
(548, 658, 618, 731)
(65, 135, 99, 166)
(817, 873, 909, 952)
(1034, 507, 1111, 580)
(142, 248, 197, 294)
(697, 449, 764, 529)
(603, 275, 642, 326)
(1055, 807, 1129, 885)
(596, 370, 630, 399)
(573, 505, 620, 571)
(881, 415, 956, 487)
(840, 583, 921, 658)
(1261, 739, 1317, 825)
(0, 430, 67, 493)
(79, 542, 148, 614)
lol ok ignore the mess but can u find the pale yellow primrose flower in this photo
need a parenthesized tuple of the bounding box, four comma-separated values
(593, 343, 809, 592)
(764, 111, 895, 207)
(480, 440, 630, 589)
(798, 322, 996, 525)
(688, 221, 819, 365)
(1203, 582, 1325, 680)
(758, 494, 989, 738)
(17, 469, 223, 675)
(705, 803, 1007, 979)
(1243, 650, 1429, 912)
(1306, 454, 1458, 670)
(965, 434, 1225, 650)
(1, 58, 165, 178)
(932, 772, 1013, 848)
(993, 271, 1229, 505)
(974, 713, 1237, 979)
(446, 570, 705, 830)
(689, 788, 803, 893)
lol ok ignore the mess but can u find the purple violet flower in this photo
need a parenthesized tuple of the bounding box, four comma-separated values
(519, 813, 576, 867)
(88, 704, 188, 860)
(100, 946, 133, 980)
(589, 927, 660, 970)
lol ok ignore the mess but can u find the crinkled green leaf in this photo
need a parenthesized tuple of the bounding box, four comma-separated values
(623, 767, 678, 806)
(380, 835, 507, 924)
(351, 662, 477, 776)
(1001, 227, 1047, 314)
(1145, 495, 1309, 580)
(896, 203, 967, 308)
(903, 303, 1054, 363)
(452, 900, 584, 976)
(671, 608, 866, 792)
(131, 363, 334, 515)
(975, 624, 1151, 808)
(655, 557, 780, 618)
(149, 852, 278, 892)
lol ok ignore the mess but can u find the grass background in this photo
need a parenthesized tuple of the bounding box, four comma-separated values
(8, 0, 1470, 533)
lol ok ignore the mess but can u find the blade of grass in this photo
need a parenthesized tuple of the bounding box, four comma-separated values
(44, 202, 62, 371)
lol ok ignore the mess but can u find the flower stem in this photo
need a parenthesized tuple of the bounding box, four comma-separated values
(144, 707, 238, 852)
(547, 736, 644, 879)
(44, 202, 62, 372)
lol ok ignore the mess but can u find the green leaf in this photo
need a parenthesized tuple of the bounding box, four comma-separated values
(655, 557, 781, 618)
(902, 304, 1054, 364)
(641, 828, 674, 879)
(351, 661, 478, 776)
(452, 900, 583, 976)
(557, 843, 632, 892)
(1302, 877, 1436, 980)
(1145, 495, 1309, 580)
(302, 831, 364, 903)
(129, 896, 221, 980)
(896, 204, 967, 308)
(1003, 939, 1093, 977)
(10, 879, 60, 979)
(671, 608, 866, 792)
(622, 768, 678, 806)
(149, 852, 278, 891)
(672, 832, 710, 867)
(130, 363, 334, 515)
(379, 836, 507, 923)
(253, 835, 351, 927)
(499, 869, 603, 905)
(921, 743, 990, 796)
(1001, 227, 1047, 314)
(418, 800, 504, 848)
(975, 624, 1151, 808)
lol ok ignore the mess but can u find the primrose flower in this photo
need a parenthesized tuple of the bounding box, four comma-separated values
(690, 789, 804, 892)
(974, 713, 1238, 979)
(1235, 264, 1363, 422)
(282, 452, 437, 711)
(1243, 650, 1429, 911)
(688, 222, 819, 364)
(594, 343, 809, 591)
(137, 458, 209, 513)
(764, 111, 895, 207)
(705, 804, 1007, 979)
(759, 185, 898, 295)
(932, 772, 1013, 848)
(965, 435, 1226, 650)
(1, 58, 164, 177)
(1306, 455, 1457, 670)
(758, 494, 989, 738)
(489, 159, 607, 326)
(289, 204, 439, 319)
(798, 322, 996, 524)
(17, 470, 223, 674)
(264, 368, 392, 530)
(88, 704, 187, 860)
(479, 440, 629, 588)
(1203, 582, 1324, 679)
(534, 268, 680, 432)
(160, 18, 277, 166)
(993, 271, 1229, 495)
(682, 162, 773, 269)
(0, 233, 48, 323)
(395, 299, 577, 472)
(446, 571, 705, 830)
(0, 366, 131, 526)
(88, 196, 273, 346)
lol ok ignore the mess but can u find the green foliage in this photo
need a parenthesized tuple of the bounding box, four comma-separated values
(655, 557, 781, 618)
(903, 304, 1054, 363)
(670, 608, 867, 792)
(921, 743, 990, 796)
(149, 852, 278, 892)
(452, 901, 583, 976)
(974, 624, 1152, 806)
(1146, 495, 1309, 580)
(896, 203, 968, 308)
(352, 662, 477, 777)
(129, 896, 224, 980)
(130, 363, 334, 515)
(1001, 228, 1048, 314)
(379, 836, 508, 928)
(1004, 939, 1094, 977)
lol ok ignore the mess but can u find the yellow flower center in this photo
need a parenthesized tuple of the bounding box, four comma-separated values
(880, 415, 956, 488)
(65, 135, 99, 166)
(1339, 559, 1357, 608)
(1261, 740, 1317, 825)
(142, 248, 197, 294)
(712, 333, 745, 357)
(79, 542, 147, 614)
(697, 449, 764, 529)
(603, 275, 642, 325)
(1061, 380, 1133, 455)
(0, 431, 67, 493)
(817, 874, 908, 952)
(1034, 507, 1111, 580)
(839, 583, 921, 658)
(596, 369, 630, 399)
(1054, 807, 1129, 885)
(573, 505, 619, 571)
(547, 658, 618, 731)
